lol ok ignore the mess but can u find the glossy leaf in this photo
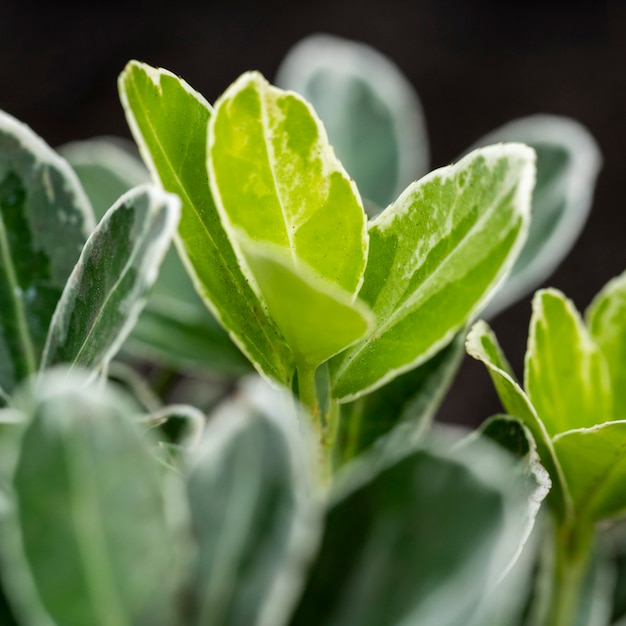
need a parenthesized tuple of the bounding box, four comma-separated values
(0, 110, 94, 394)
(289, 436, 523, 626)
(554, 421, 626, 521)
(275, 33, 429, 210)
(466, 320, 571, 522)
(471, 116, 602, 317)
(335, 330, 465, 466)
(186, 383, 319, 626)
(586, 270, 626, 420)
(119, 61, 294, 385)
(13, 370, 179, 626)
(331, 144, 535, 401)
(41, 185, 180, 373)
(525, 289, 612, 435)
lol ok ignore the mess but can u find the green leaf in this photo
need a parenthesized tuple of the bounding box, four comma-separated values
(12, 370, 179, 626)
(553, 421, 626, 521)
(466, 320, 572, 522)
(331, 144, 535, 401)
(335, 330, 465, 466)
(186, 381, 320, 626)
(119, 61, 294, 386)
(275, 33, 429, 210)
(237, 239, 373, 367)
(41, 185, 180, 373)
(59, 137, 149, 221)
(0, 110, 94, 394)
(288, 436, 522, 626)
(525, 289, 612, 435)
(471, 116, 601, 317)
(586, 270, 626, 420)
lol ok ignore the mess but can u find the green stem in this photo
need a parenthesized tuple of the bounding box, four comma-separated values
(544, 520, 594, 626)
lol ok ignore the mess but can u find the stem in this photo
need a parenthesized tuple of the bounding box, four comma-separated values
(543, 520, 594, 626)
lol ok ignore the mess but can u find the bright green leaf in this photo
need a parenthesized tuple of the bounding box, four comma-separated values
(472, 116, 601, 317)
(335, 330, 465, 467)
(466, 320, 571, 522)
(525, 289, 612, 435)
(331, 144, 535, 401)
(0, 110, 94, 394)
(276, 33, 429, 210)
(288, 436, 521, 626)
(41, 185, 180, 373)
(586, 270, 626, 419)
(554, 421, 626, 521)
(119, 61, 294, 386)
(13, 370, 180, 626)
(186, 383, 320, 626)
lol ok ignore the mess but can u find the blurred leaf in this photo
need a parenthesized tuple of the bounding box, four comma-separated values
(276, 33, 429, 211)
(288, 435, 525, 626)
(471, 116, 601, 317)
(586, 270, 626, 420)
(41, 185, 180, 374)
(525, 289, 612, 435)
(12, 370, 180, 626)
(0, 110, 94, 394)
(335, 330, 465, 466)
(466, 320, 572, 522)
(331, 144, 534, 402)
(119, 61, 294, 385)
(186, 383, 320, 626)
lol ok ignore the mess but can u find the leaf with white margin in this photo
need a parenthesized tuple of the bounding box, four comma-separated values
(0, 110, 95, 394)
(119, 61, 294, 386)
(208, 71, 368, 298)
(331, 144, 535, 402)
(466, 320, 572, 523)
(525, 289, 612, 436)
(471, 116, 601, 318)
(586, 270, 626, 420)
(553, 421, 626, 521)
(41, 185, 180, 374)
(186, 376, 321, 626)
(275, 33, 429, 211)
(12, 369, 181, 626)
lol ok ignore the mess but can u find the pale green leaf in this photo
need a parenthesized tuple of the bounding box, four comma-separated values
(288, 435, 522, 626)
(41, 185, 181, 374)
(525, 288, 612, 435)
(586, 270, 626, 419)
(331, 144, 534, 401)
(472, 116, 601, 317)
(119, 61, 294, 386)
(554, 421, 626, 521)
(209, 70, 368, 298)
(275, 33, 429, 210)
(13, 370, 180, 626)
(237, 239, 373, 367)
(0, 110, 94, 394)
(186, 381, 320, 626)
(466, 320, 571, 522)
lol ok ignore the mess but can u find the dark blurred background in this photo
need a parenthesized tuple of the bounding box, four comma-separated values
(1, 0, 623, 427)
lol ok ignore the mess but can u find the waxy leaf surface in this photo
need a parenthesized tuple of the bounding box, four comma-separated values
(187, 392, 319, 626)
(119, 62, 293, 385)
(41, 185, 180, 373)
(525, 289, 612, 435)
(473, 116, 602, 317)
(276, 33, 429, 210)
(13, 372, 178, 626)
(466, 320, 571, 522)
(0, 111, 94, 393)
(586, 270, 626, 420)
(331, 144, 534, 401)
(554, 421, 626, 521)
